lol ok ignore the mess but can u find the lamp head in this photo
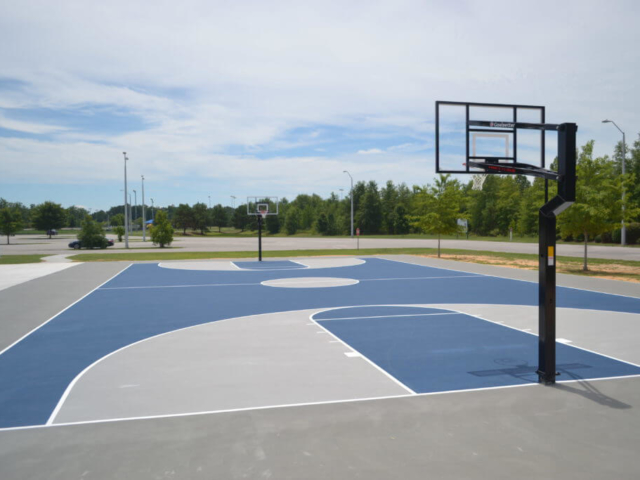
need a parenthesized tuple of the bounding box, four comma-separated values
(602, 120, 611, 123)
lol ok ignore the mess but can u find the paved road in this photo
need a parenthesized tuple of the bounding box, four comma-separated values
(1, 233, 638, 261)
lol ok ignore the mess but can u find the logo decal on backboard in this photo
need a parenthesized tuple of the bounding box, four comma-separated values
(490, 122, 515, 128)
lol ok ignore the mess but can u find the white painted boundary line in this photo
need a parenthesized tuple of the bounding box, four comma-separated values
(0, 263, 134, 359)
(380, 256, 640, 300)
(316, 312, 459, 322)
(438, 305, 640, 370)
(308, 311, 417, 395)
(99, 274, 483, 291)
(101, 282, 262, 290)
(5, 372, 640, 433)
(15, 297, 640, 431)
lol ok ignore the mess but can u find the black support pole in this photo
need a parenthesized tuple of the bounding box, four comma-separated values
(258, 215, 263, 262)
(537, 123, 577, 385)
(538, 211, 557, 384)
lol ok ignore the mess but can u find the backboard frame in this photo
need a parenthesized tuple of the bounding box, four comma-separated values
(247, 196, 279, 216)
(435, 100, 547, 174)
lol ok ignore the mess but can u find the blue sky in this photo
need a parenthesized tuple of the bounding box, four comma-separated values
(1, 0, 639, 211)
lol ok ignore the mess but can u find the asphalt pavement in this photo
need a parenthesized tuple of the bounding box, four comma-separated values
(1, 233, 638, 261)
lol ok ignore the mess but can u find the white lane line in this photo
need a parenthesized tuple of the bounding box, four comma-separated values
(308, 313, 416, 395)
(557, 338, 572, 344)
(101, 282, 262, 290)
(316, 312, 459, 322)
(7, 373, 640, 433)
(379, 256, 640, 300)
(439, 306, 640, 370)
(0, 264, 133, 358)
(360, 275, 482, 282)
(99, 275, 482, 291)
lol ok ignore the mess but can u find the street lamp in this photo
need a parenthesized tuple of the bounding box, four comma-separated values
(231, 196, 236, 208)
(123, 152, 129, 249)
(602, 119, 627, 246)
(339, 188, 344, 200)
(133, 189, 137, 229)
(141, 175, 146, 242)
(128, 193, 132, 234)
(150, 198, 155, 221)
(343, 170, 354, 238)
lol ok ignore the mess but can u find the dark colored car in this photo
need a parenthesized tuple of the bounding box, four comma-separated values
(68, 238, 114, 250)
(46, 229, 58, 236)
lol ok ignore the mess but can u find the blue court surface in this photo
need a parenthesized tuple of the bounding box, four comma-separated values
(1, 257, 640, 429)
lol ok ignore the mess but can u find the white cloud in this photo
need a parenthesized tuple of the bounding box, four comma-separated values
(0, 113, 67, 134)
(0, 0, 639, 206)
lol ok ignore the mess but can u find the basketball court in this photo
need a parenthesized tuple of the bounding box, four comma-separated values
(1, 255, 639, 478)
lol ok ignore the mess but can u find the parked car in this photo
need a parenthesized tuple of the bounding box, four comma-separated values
(68, 238, 114, 250)
(46, 229, 58, 236)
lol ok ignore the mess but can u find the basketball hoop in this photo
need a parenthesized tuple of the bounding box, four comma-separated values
(257, 203, 269, 221)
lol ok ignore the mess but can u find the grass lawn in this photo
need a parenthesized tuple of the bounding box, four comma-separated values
(0, 255, 50, 264)
(68, 248, 640, 282)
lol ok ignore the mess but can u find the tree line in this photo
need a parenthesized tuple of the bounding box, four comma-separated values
(2, 137, 639, 261)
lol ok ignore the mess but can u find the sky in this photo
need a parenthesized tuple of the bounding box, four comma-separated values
(1, 0, 639, 211)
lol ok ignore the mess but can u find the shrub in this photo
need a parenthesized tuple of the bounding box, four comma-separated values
(627, 223, 640, 245)
(78, 216, 108, 249)
(594, 235, 602, 243)
(601, 231, 613, 243)
(151, 210, 174, 247)
(114, 226, 125, 242)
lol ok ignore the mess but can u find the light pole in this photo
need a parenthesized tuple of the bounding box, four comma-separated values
(151, 198, 155, 221)
(123, 152, 129, 248)
(602, 119, 627, 246)
(133, 189, 137, 230)
(208, 196, 211, 209)
(141, 175, 146, 242)
(339, 188, 344, 200)
(343, 170, 354, 237)
(231, 196, 236, 208)
(128, 193, 132, 234)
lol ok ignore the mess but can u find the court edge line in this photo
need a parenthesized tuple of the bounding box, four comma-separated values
(317, 312, 459, 322)
(439, 305, 640, 370)
(8, 372, 640, 433)
(42, 301, 640, 427)
(309, 309, 416, 395)
(159, 258, 366, 272)
(0, 263, 134, 359)
(379, 256, 640, 301)
(99, 275, 482, 291)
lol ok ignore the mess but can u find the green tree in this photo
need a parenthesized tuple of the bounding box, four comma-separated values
(558, 141, 635, 270)
(266, 214, 280, 234)
(192, 203, 209, 234)
(77, 215, 108, 249)
(233, 205, 251, 232)
(285, 207, 301, 235)
(151, 210, 174, 247)
(111, 213, 125, 227)
(0, 208, 24, 244)
(410, 175, 465, 257)
(356, 181, 382, 234)
(66, 206, 89, 228)
(315, 212, 329, 235)
(31, 201, 66, 238)
(393, 204, 410, 234)
(211, 204, 227, 232)
(173, 204, 194, 234)
(114, 225, 125, 242)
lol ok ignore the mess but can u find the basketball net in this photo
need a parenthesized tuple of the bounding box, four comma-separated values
(472, 174, 487, 191)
